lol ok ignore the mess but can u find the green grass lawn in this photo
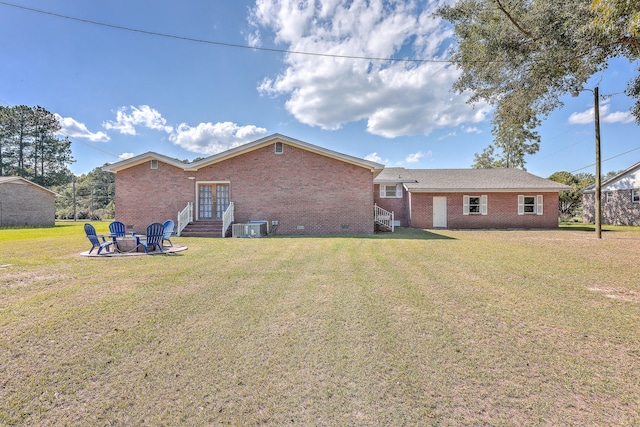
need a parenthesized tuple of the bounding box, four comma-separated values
(1, 222, 639, 426)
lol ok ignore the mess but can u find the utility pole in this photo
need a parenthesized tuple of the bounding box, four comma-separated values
(572, 86, 602, 239)
(594, 86, 602, 239)
(72, 177, 77, 221)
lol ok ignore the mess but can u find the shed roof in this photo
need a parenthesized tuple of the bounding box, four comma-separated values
(0, 176, 58, 195)
(375, 167, 571, 192)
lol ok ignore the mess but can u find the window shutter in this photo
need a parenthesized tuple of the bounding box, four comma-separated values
(537, 195, 543, 215)
(396, 184, 402, 198)
(481, 195, 488, 215)
(463, 195, 469, 215)
(518, 195, 524, 215)
(379, 185, 385, 198)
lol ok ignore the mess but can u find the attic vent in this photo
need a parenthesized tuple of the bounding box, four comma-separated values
(150, 159, 158, 169)
(274, 142, 284, 154)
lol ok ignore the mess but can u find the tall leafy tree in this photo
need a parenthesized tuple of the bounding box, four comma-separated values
(548, 171, 595, 218)
(437, 0, 640, 156)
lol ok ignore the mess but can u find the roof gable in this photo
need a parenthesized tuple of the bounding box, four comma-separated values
(102, 152, 188, 173)
(0, 176, 58, 195)
(103, 134, 383, 173)
(583, 161, 640, 193)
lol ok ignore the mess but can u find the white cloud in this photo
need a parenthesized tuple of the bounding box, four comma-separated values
(119, 152, 135, 161)
(54, 114, 110, 142)
(463, 126, 482, 134)
(103, 105, 174, 135)
(568, 102, 635, 125)
(364, 152, 386, 164)
(406, 150, 429, 163)
(250, 0, 491, 138)
(169, 122, 268, 154)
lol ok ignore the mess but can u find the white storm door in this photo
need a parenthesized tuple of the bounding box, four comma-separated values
(433, 196, 447, 228)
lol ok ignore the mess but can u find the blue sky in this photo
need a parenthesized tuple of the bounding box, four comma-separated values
(1, 0, 639, 179)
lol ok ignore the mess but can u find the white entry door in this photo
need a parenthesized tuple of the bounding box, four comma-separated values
(433, 196, 447, 228)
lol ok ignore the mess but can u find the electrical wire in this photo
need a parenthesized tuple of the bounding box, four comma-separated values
(569, 145, 640, 173)
(0, 1, 450, 64)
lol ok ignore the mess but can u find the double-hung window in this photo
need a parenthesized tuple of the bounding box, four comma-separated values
(518, 195, 543, 215)
(633, 189, 640, 203)
(463, 195, 487, 215)
(380, 184, 402, 198)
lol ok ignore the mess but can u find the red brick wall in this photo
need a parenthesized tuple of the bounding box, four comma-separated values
(408, 192, 560, 229)
(114, 161, 193, 234)
(374, 184, 408, 226)
(114, 144, 376, 235)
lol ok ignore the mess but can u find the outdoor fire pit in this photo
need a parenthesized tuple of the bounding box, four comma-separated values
(116, 236, 140, 253)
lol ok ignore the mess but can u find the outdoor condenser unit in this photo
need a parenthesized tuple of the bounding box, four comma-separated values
(232, 221, 267, 238)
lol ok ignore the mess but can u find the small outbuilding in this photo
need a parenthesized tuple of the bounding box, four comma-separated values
(0, 176, 57, 227)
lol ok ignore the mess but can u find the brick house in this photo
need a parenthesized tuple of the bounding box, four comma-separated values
(0, 176, 57, 227)
(374, 167, 570, 229)
(103, 134, 384, 236)
(583, 161, 640, 226)
(104, 134, 569, 236)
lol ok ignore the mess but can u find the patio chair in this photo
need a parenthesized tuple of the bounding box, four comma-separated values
(109, 221, 127, 237)
(162, 220, 175, 247)
(138, 222, 165, 254)
(84, 223, 114, 254)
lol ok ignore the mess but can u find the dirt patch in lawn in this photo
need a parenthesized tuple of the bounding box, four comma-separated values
(589, 287, 640, 304)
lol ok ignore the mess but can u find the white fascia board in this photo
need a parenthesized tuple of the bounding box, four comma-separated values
(407, 187, 569, 193)
(102, 152, 188, 173)
(187, 134, 384, 172)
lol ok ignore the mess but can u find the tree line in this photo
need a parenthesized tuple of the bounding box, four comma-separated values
(0, 105, 73, 187)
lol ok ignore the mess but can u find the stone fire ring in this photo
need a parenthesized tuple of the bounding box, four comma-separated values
(80, 245, 188, 257)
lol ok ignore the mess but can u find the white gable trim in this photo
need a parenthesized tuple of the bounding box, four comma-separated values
(102, 134, 384, 173)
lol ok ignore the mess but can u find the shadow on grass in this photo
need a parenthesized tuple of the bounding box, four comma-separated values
(559, 223, 640, 233)
(271, 227, 456, 240)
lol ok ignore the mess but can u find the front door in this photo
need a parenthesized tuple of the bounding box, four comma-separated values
(198, 183, 229, 220)
(433, 196, 447, 228)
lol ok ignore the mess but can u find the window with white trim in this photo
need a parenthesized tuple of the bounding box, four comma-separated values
(379, 184, 402, 198)
(150, 159, 158, 169)
(518, 195, 543, 215)
(633, 189, 640, 203)
(605, 192, 612, 203)
(274, 142, 284, 154)
(463, 195, 487, 215)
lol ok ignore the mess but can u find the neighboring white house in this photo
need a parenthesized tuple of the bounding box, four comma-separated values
(583, 161, 640, 226)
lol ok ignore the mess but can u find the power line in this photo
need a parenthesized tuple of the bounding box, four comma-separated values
(569, 145, 640, 173)
(0, 1, 450, 64)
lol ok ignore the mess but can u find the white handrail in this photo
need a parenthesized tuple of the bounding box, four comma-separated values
(177, 202, 193, 236)
(221, 202, 234, 238)
(374, 203, 395, 232)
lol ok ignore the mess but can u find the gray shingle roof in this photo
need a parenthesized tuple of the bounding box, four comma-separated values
(375, 167, 570, 192)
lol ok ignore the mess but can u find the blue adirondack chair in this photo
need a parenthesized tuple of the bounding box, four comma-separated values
(162, 220, 175, 246)
(138, 222, 165, 254)
(109, 221, 126, 237)
(85, 223, 114, 254)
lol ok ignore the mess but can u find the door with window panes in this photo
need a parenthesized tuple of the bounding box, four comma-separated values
(198, 183, 230, 220)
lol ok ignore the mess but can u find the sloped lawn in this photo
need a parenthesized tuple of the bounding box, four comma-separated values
(1, 223, 639, 426)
